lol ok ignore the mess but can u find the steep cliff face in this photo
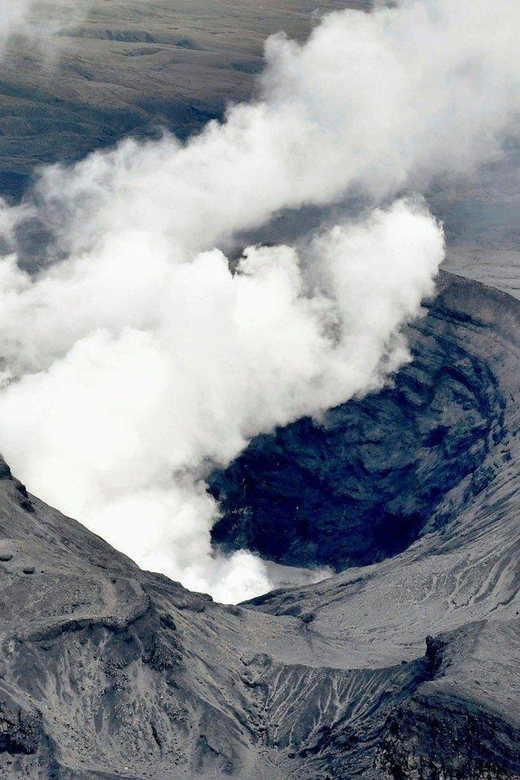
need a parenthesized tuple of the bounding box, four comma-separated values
(0, 272, 517, 778)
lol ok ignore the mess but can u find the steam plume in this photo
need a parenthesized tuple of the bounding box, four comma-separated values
(0, 0, 89, 54)
(0, 0, 517, 601)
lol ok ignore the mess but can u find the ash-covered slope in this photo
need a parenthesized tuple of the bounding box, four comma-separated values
(0, 272, 518, 779)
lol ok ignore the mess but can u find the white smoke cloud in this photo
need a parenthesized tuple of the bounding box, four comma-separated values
(0, 201, 443, 602)
(20, 0, 520, 262)
(0, 0, 517, 601)
(0, 0, 92, 56)
(0, 0, 41, 51)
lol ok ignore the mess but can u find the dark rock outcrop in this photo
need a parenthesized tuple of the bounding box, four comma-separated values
(0, 685, 42, 755)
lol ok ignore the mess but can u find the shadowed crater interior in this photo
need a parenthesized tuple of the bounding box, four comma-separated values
(209, 276, 506, 570)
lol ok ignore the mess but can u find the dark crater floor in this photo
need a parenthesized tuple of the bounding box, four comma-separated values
(209, 271, 506, 571)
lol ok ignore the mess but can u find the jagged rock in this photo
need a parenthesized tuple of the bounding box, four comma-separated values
(0, 686, 42, 756)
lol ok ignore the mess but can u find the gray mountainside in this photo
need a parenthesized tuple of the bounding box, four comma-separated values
(0, 271, 517, 779)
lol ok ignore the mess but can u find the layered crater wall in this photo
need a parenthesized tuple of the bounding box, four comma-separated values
(209, 271, 508, 571)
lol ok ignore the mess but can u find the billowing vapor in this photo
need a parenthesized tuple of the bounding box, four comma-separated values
(0, 0, 517, 601)
(0, 201, 443, 602)
(0, 0, 89, 54)
(0, 0, 43, 50)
